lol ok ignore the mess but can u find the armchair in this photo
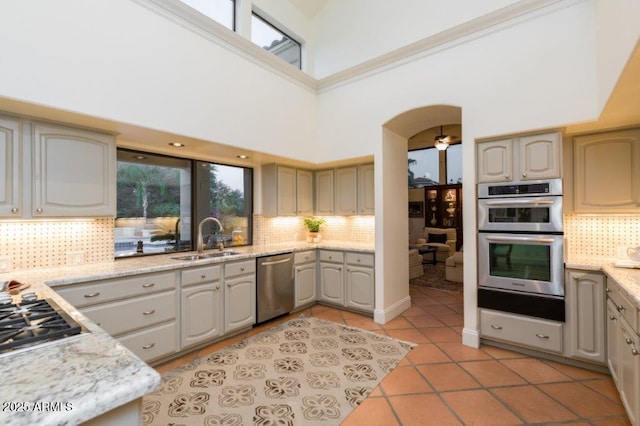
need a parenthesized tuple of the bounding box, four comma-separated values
(416, 227, 456, 262)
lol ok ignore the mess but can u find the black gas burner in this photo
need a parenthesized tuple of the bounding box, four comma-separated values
(0, 298, 83, 355)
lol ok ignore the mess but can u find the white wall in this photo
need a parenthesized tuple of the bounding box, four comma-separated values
(0, 0, 317, 162)
(311, 0, 520, 78)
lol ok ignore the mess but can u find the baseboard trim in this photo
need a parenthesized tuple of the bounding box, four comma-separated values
(462, 327, 480, 348)
(374, 295, 412, 324)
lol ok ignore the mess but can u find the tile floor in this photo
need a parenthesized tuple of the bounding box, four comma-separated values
(155, 285, 631, 425)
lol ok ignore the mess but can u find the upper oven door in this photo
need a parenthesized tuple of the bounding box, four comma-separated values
(478, 195, 563, 233)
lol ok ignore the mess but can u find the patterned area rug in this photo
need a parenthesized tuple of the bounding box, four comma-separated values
(410, 262, 463, 293)
(143, 316, 415, 425)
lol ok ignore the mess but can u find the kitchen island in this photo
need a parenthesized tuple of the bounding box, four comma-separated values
(0, 241, 374, 425)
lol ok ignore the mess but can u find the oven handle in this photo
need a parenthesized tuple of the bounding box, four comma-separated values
(484, 235, 556, 244)
(484, 199, 555, 206)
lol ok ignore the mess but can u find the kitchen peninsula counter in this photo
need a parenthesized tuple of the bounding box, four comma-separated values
(0, 241, 374, 425)
(565, 256, 640, 310)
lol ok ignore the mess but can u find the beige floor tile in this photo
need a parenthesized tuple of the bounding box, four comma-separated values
(459, 360, 527, 387)
(583, 378, 626, 403)
(492, 385, 578, 423)
(417, 326, 461, 343)
(501, 358, 573, 384)
(437, 313, 464, 327)
(416, 363, 481, 392)
(480, 344, 527, 359)
(389, 394, 462, 426)
(406, 315, 445, 328)
(382, 316, 414, 330)
(538, 382, 627, 418)
(435, 341, 492, 362)
(406, 343, 452, 364)
(543, 359, 609, 380)
(441, 389, 522, 425)
(380, 365, 434, 395)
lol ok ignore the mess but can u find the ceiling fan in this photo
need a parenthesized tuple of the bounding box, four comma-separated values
(434, 125, 453, 151)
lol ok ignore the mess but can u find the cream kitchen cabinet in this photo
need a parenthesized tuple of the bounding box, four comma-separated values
(180, 265, 223, 349)
(314, 169, 334, 215)
(55, 271, 179, 363)
(573, 128, 640, 213)
(335, 164, 375, 215)
(477, 132, 561, 183)
(318, 250, 345, 305)
(32, 122, 116, 217)
(294, 250, 317, 308)
(564, 270, 606, 364)
(0, 115, 21, 217)
(262, 164, 313, 216)
(318, 250, 375, 314)
(224, 259, 256, 333)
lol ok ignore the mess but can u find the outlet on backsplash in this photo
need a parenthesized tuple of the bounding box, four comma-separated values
(0, 257, 12, 273)
(66, 251, 85, 265)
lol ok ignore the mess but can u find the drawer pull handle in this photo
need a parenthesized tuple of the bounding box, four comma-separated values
(609, 315, 617, 321)
(201, 274, 207, 279)
(240, 267, 245, 271)
(214, 285, 220, 291)
(626, 337, 633, 345)
(632, 349, 639, 356)
(357, 259, 361, 262)
(10, 207, 18, 214)
(143, 309, 156, 316)
(142, 283, 155, 288)
(142, 343, 155, 350)
(490, 324, 502, 330)
(84, 292, 100, 298)
(606, 288, 612, 294)
(616, 305, 625, 312)
(536, 334, 549, 339)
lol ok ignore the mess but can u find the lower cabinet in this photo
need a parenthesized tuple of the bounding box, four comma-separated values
(224, 259, 256, 333)
(564, 270, 606, 364)
(180, 265, 223, 349)
(480, 309, 563, 354)
(294, 251, 317, 308)
(318, 250, 374, 314)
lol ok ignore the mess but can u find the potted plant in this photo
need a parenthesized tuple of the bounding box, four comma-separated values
(304, 217, 325, 243)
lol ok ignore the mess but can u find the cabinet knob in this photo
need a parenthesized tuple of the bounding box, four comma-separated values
(626, 337, 633, 345)
(240, 267, 245, 271)
(609, 315, 617, 321)
(142, 283, 155, 288)
(606, 288, 612, 294)
(10, 207, 18, 214)
(84, 292, 100, 298)
(142, 343, 155, 350)
(215, 285, 220, 291)
(490, 324, 502, 330)
(142, 309, 156, 316)
(632, 348, 639, 356)
(535, 334, 550, 339)
(504, 175, 510, 179)
(36, 208, 43, 214)
(617, 305, 625, 312)
(522, 172, 527, 178)
(201, 274, 207, 279)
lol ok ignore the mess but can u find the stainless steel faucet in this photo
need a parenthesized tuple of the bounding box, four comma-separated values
(197, 217, 224, 254)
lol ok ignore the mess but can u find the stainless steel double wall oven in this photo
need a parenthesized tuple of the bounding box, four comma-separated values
(477, 178, 565, 321)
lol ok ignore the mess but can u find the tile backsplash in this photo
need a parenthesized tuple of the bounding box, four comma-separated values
(254, 214, 375, 245)
(564, 214, 640, 259)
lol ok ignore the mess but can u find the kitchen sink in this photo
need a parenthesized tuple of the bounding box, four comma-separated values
(171, 251, 240, 261)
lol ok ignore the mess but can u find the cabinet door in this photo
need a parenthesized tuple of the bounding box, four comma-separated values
(315, 169, 334, 215)
(519, 132, 561, 180)
(33, 123, 115, 216)
(224, 274, 256, 332)
(618, 318, 639, 425)
(565, 271, 606, 364)
(276, 166, 297, 216)
(346, 266, 374, 312)
(607, 299, 620, 383)
(335, 166, 358, 215)
(181, 281, 223, 348)
(0, 116, 21, 217)
(358, 163, 375, 215)
(295, 263, 316, 308)
(319, 262, 344, 305)
(477, 140, 513, 183)
(574, 129, 640, 212)
(296, 169, 314, 215)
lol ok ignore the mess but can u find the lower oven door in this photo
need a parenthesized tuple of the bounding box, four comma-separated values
(478, 232, 564, 297)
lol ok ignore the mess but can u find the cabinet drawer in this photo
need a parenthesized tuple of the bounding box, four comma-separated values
(319, 250, 344, 263)
(346, 252, 374, 267)
(618, 291, 639, 334)
(56, 271, 176, 307)
(606, 280, 621, 306)
(225, 259, 255, 278)
(182, 265, 222, 287)
(82, 291, 177, 336)
(118, 321, 178, 363)
(480, 309, 563, 353)
(295, 250, 316, 264)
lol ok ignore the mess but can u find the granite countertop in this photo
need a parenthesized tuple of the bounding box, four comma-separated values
(565, 256, 640, 310)
(0, 241, 374, 425)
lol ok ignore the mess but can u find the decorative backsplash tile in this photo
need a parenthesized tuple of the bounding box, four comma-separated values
(254, 214, 375, 245)
(0, 219, 115, 271)
(564, 214, 640, 259)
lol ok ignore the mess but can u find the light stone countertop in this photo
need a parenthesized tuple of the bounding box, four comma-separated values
(0, 240, 374, 425)
(565, 256, 640, 310)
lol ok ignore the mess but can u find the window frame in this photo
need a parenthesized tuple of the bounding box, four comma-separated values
(251, 11, 302, 69)
(177, 0, 236, 31)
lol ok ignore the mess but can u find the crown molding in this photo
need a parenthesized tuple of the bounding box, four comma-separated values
(132, 0, 580, 94)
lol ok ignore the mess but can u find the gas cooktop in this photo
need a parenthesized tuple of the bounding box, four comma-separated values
(0, 293, 84, 356)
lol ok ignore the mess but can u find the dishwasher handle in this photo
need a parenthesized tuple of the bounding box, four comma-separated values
(260, 257, 292, 267)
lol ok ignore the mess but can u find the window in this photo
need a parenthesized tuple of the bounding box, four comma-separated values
(251, 13, 301, 69)
(178, 0, 235, 30)
(115, 149, 253, 258)
(408, 144, 462, 188)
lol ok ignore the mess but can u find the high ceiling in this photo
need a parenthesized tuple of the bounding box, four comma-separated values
(287, 0, 328, 18)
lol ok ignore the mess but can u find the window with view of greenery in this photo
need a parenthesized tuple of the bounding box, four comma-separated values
(408, 144, 462, 188)
(251, 12, 301, 69)
(115, 149, 252, 257)
(178, 0, 235, 30)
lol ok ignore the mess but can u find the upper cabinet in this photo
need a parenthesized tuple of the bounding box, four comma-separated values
(315, 169, 334, 215)
(335, 164, 374, 215)
(0, 116, 22, 217)
(33, 122, 116, 217)
(573, 128, 640, 213)
(0, 115, 116, 218)
(477, 132, 561, 183)
(262, 164, 313, 216)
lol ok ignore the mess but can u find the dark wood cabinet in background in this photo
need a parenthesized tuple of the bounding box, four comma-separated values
(424, 184, 463, 251)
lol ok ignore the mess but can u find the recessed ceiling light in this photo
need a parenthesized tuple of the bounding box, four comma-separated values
(169, 142, 185, 147)
(237, 154, 249, 159)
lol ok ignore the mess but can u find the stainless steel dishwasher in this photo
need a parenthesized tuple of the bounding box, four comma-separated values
(256, 252, 294, 324)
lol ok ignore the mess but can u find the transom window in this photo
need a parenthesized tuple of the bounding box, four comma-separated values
(251, 12, 301, 69)
(178, 0, 235, 30)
